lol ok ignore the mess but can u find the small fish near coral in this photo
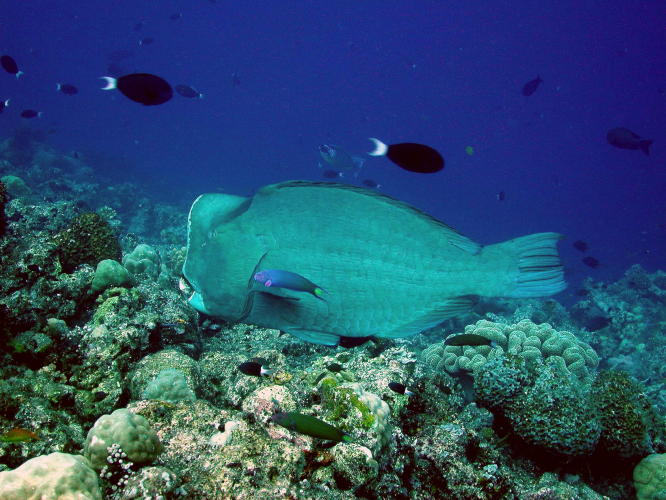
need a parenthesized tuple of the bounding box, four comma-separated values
(0, 428, 39, 443)
(182, 181, 566, 346)
(271, 412, 352, 443)
(388, 382, 413, 396)
(238, 361, 273, 377)
(444, 333, 493, 347)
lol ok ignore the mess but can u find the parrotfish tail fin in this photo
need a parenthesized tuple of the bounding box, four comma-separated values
(16, 71, 23, 79)
(261, 367, 274, 376)
(500, 232, 566, 298)
(640, 140, 653, 156)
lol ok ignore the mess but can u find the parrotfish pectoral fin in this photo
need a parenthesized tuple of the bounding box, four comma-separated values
(380, 295, 478, 339)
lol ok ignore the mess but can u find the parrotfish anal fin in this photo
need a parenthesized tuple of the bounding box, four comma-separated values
(288, 328, 340, 346)
(381, 295, 478, 339)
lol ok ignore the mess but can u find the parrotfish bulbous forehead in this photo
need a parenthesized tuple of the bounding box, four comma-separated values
(182, 181, 565, 346)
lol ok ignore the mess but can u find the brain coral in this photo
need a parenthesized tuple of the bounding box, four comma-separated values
(422, 319, 599, 380)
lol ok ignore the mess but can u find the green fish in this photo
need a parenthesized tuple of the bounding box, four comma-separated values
(182, 181, 565, 346)
(271, 412, 352, 442)
(444, 333, 493, 347)
(0, 428, 39, 443)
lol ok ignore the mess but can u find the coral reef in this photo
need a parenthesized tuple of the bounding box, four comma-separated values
(55, 212, 122, 273)
(0, 138, 664, 499)
(0, 452, 101, 499)
(423, 318, 599, 380)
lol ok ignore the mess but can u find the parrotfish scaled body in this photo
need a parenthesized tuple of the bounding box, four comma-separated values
(254, 269, 325, 300)
(182, 181, 566, 347)
(319, 144, 364, 176)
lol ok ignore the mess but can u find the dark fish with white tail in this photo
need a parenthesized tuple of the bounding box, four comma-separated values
(175, 84, 204, 99)
(56, 83, 78, 95)
(607, 127, 653, 156)
(368, 138, 444, 173)
(1, 55, 22, 78)
(101, 73, 173, 106)
(238, 361, 273, 377)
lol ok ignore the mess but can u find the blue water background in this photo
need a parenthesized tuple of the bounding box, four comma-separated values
(2, 1, 665, 299)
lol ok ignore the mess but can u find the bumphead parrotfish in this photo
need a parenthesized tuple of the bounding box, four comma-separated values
(182, 181, 565, 346)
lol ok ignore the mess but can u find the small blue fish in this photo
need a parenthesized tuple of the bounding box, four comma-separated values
(254, 269, 325, 299)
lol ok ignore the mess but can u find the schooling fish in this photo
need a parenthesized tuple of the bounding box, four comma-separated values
(1, 55, 22, 78)
(582, 256, 600, 268)
(101, 73, 173, 106)
(573, 240, 588, 252)
(56, 83, 79, 95)
(322, 169, 343, 179)
(522, 76, 543, 96)
(361, 179, 381, 189)
(182, 181, 566, 346)
(368, 138, 444, 173)
(20, 109, 42, 118)
(175, 84, 204, 99)
(319, 144, 364, 176)
(254, 269, 325, 300)
(271, 412, 352, 442)
(607, 127, 653, 156)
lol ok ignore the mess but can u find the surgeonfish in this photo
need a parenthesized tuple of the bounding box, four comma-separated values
(606, 127, 653, 156)
(367, 138, 444, 173)
(101, 73, 173, 106)
(271, 412, 352, 442)
(522, 76, 543, 96)
(1, 55, 22, 78)
(254, 269, 325, 299)
(182, 181, 566, 346)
